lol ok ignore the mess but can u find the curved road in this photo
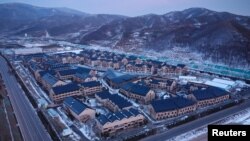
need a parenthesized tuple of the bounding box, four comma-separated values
(0, 56, 52, 141)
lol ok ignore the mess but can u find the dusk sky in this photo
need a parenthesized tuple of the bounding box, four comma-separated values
(0, 0, 250, 16)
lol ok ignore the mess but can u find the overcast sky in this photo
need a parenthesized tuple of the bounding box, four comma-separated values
(0, 0, 250, 16)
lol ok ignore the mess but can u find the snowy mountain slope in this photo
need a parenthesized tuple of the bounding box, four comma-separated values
(0, 3, 126, 38)
(1, 3, 250, 66)
(80, 8, 250, 66)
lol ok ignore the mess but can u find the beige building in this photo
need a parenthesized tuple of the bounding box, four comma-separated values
(120, 83, 155, 104)
(79, 81, 103, 96)
(63, 97, 95, 122)
(49, 83, 81, 103)
(72, 73, 97, 83)
(95, 91, 133, 112)
(125, 64, 154, 74)
(146, 78, 177, 92)
(41, 73, 66, 91)
(191, 86, 230, 108)
(149, 97, 196, 120)
(56, 69, 77, 80)
(96, 108, 146, 135)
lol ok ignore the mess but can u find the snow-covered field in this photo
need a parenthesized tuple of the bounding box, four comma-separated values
(168, 108, 250, 141)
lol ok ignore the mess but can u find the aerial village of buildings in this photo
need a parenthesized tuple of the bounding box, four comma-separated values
(2, 46, 249, 141)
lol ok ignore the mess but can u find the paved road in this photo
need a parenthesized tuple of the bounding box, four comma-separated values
(0, 56, 52, 141)
(142, 99, 250, 141)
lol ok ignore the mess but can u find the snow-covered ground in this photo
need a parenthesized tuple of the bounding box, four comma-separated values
(78, 123, 99, 141)
(54, 49, 83, 54)
(57, 107, 98, 140)
(48, 108, 80, 141)
(167, 108, 250, 141)
(18, 63, 52, 105)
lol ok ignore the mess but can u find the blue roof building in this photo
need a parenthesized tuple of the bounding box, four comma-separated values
(193, 86, 229, 101)
(79, 81, 101, 88)
(120, 82, 155, 104)
(96, 91, 132, 112)
(96, 108, 145, 134)
(192, 86, 230, 108)
(58, 69, 77, 76)
(42, 73, 60, 86)
(79, 81, 103, 96)
(150, 97, 196, 120)
(52, 83, 80, 95)
(104, 73, 137, 89)
(63, 97, 89, 115)
(50, 83, 81, 102)
(41, 73, 65, 90)
(57, 67, 92, 80)
(63, 97, 95, 122)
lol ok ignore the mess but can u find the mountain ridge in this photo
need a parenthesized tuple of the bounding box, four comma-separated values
(0, 3, 250, 67)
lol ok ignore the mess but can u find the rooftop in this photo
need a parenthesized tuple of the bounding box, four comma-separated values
(58, 67, 91, 76)
(193, 86, 229, 101)
(63, 97, 90, 115)
(58, 69, 77, 76)
(97, 108, 142, 125)
(121, 82, 151, 96)
(96, 91, 132, 109)
(79, 81, 101, 88)
(38, 70, 56, 77)
(52, 83, 80, 95)
(41, 73, 60, 86)
(151, 97, 195, 113)
(151, 99, 177, 113)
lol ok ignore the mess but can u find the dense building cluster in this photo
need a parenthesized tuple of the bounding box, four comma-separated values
(17, 49, 232, 136)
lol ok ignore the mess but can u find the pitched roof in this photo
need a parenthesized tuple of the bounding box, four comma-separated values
(172, 97, 196, 109)
(52, 83, 80, 95)
(63, 97, 90, 115)
(121, 82, 134, 91)
(76, 67, 91, 74)
(121, 82, 151, 96)
(193, 86, 229, 101)
(97, 108, 141, 125)
(58, 69, 77, 76)
(96, 91, 132, 109)
(207, 87, 229, 97)
(130, 84, 150, 96)
(97, 115, 110, 125)
(103, 69, 117, 80)
(42, 73, 59, 86)
(151, 97, 195, 113)
(39, 70, 56, 77)
(49, 63, 71, 70)
(74, 73, 90, 79)
(151, 99, 177, 113)
(79, 81, 101, 88)
(110, 74, 137, 84)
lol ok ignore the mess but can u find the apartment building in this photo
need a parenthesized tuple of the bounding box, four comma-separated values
(72, 73, 97, 83)
(95, 91, 132, 112)
(191, 86, 230, 108)
(49, 83, 81, 103)
(63, 97, 95, 122)
(96, 108, 146, 135)
(41, 73, 66, 91)
(146, 78, 177, 92)
(104, 73, 137, 89)
(119, 83, 155, 104)
(149, 97, 196, 120)
(79, 81, 103, 96)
